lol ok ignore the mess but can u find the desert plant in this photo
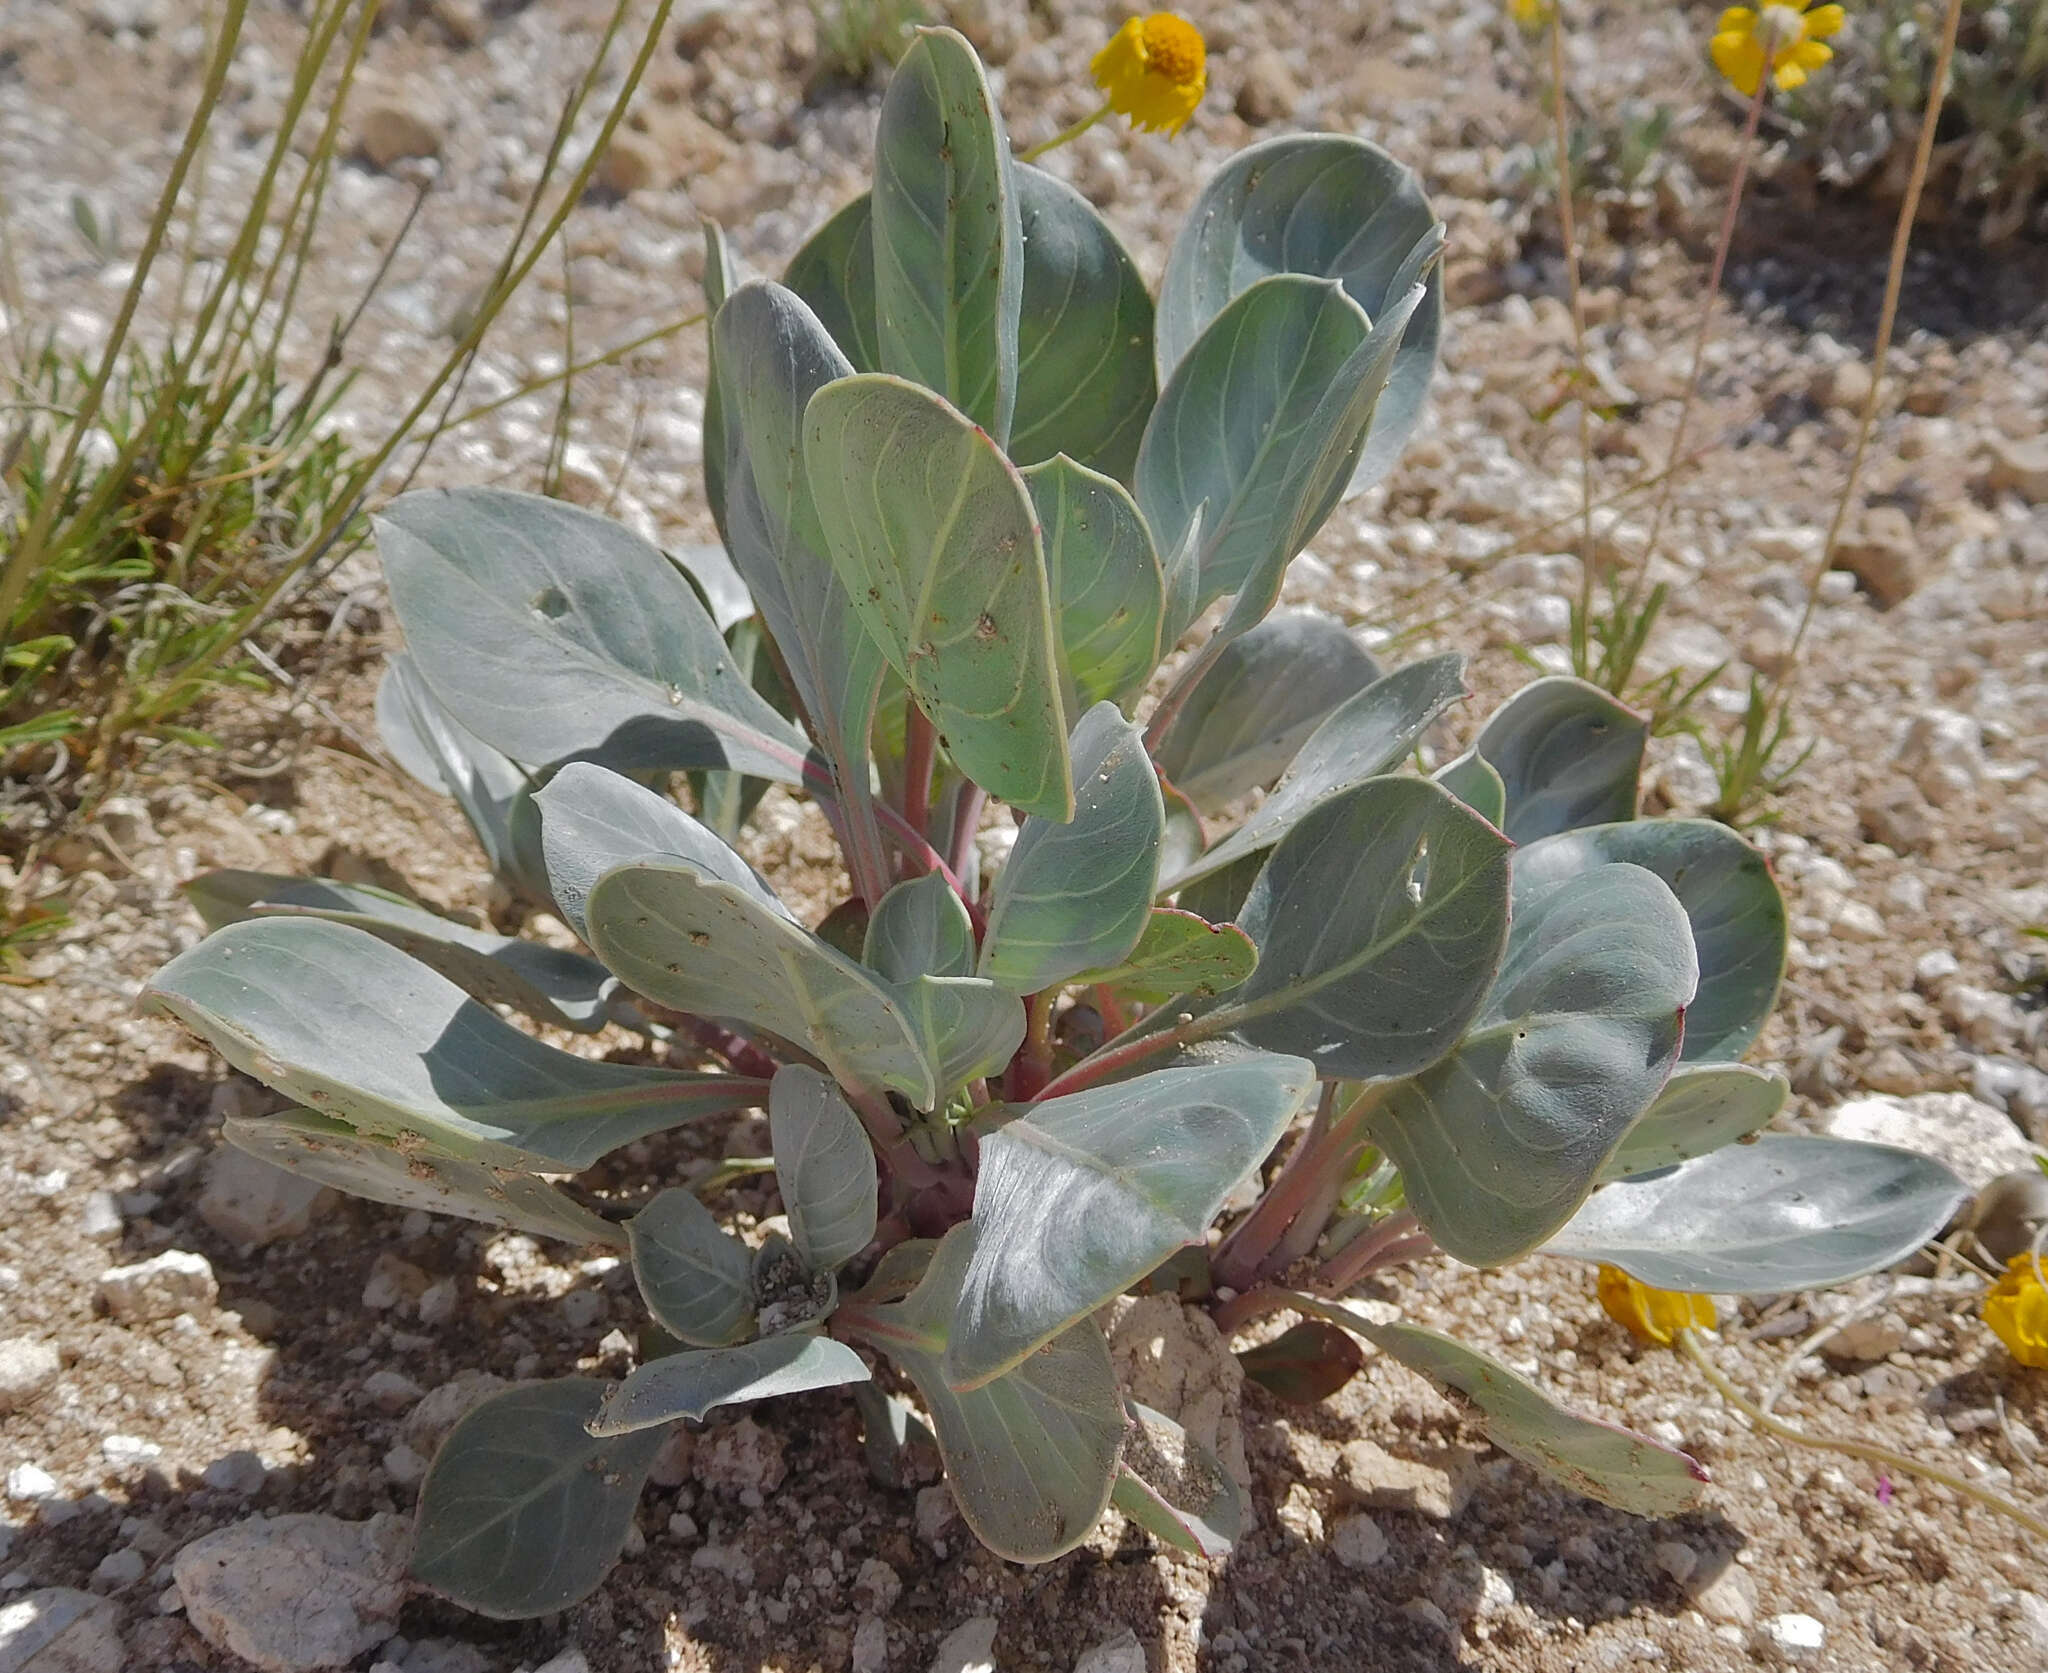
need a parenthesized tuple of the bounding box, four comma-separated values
(1780, 0, 2048, 243)
(0, 0, 680, 797)
(144, 27, 1970, 1619)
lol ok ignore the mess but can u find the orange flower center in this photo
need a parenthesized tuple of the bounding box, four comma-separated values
(1138, 14, 1205, 86)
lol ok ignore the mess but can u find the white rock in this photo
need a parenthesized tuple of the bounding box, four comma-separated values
(1330, 1513, 1388, 1571)
(532, 1652, 592, 1673)
(0, 1587, 124, 1673)
(1691, 1563, 1756, 1626)
(197, 1149, 334, 1247)
(693, 1417, 785, 1496)
(362, 1371, 424, 1415)
(851, 1616, 890, 1673)
(1897, 709, 1987, 807)
(1914, 949, 1961, 987)
(200, 1451, 266, 1497)
(80, 1194, 123, 1243)
(1831, 902, 1887, 942)
(97, 1251, 217, 1324)
(6, 1466, 58, 1503)
(89, 1548, 145, 1590)
(1651, 1539, 1698, 1585)
(914, 1484, 960, 1548)
(1761, 1612, 1825, 1660)
(1071, 1629, 1144, 1673)
(381, 1444, 427, 1488)
(1823, 1092, 2035, 1190)
(852, 1558, 901, 1616)
(172, 1514, 408, 1673)
(0, 1339, 59, 1415)
(401, 1372, 506, 1455)
(356, 102, 442, 171)
(101, 1437, 161, 1469)
(1974, 1057, 2048, 1134)
(928, 1617, 998, 1673)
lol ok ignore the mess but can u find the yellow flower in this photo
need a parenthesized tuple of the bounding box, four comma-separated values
(1508, 0, 1553, 29)
(1984, 1254, 2048, 1369)
(1598, 1264, 1718, 1346)
(1090, 13, 1208, 136)
(1710, 2, 1845, 98)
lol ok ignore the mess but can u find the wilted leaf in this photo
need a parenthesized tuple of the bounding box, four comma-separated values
(1237, 1320, 1365, 1405)
(587, 1336, 870, 1436)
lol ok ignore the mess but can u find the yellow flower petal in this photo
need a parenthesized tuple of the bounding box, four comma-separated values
(1985, 1255, 2048, 1369)
(1710, 32, 1766, 96)
(1786, 38, 1833, 69)
(1716, 6, 1757, 30)
(1802, 3, 1847, 39)
(1597, 1265, 1718, 1347)
(1092, 13, 1207, 137)
(1773, 58, 1809, 91)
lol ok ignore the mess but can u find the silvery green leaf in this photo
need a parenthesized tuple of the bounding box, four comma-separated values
(1181, 777, 1511, 1079)
(1156, 134, 1445, 495)
(890, 975, 1026, 1090)
(980, 703, 1163, 994)
(1151, 610, 1380, 815)
(1549, 1135, 1970, 1292)
(587, 1337, 871, 1437)
(586, 858, 936, 1105)
(1370, 863, 1697, 1267)
(1023, 456, 1163, 712)
(1112, 1400, 1244, 1558)
(715, 281, 891, 892)
(1601, 1063, 1789, 1182)
(666, 541, 754, 634)
(411, 1379, 667, 1618)
(872, 26, 1021, 442)
(770, 1064, 878, 1273)
(184, 869, 614, 1034)
(701, 218, 740, 540)
(146, 918, 764, 1171)
(804, 373, 1072, 820)
(1163, 652, 1467, 892)
(864, 871, 975, 981)
(1136, 274, 1424, 642)
(786, 169, 1153, 481)
(225, 1110, 618, 1246)
(847, 1224, 1121, 1561)
(628, 1186, 755, 1346)
(1474, 677, 1646, 842)
(1433, 749, 1506, 826)
(1292, 1299, 1707, 1517)
(1172, 849, 1263, 927)
(533, 761, 775, 944)
(1512, 819, 1786, 1063)
(375, 653, 548, 897)
(375, 488, 811, 783)
(1008, 164, 1156, 479)
(1069, 907, 1257, 1004)
(785, 194, 882, 371)
(946, 1055, 1314, 1389)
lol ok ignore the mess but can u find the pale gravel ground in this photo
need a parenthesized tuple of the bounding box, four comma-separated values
(3, 2, 2047, 1670)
